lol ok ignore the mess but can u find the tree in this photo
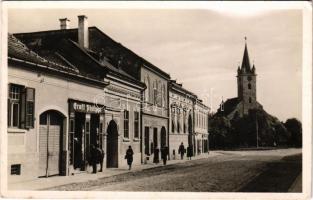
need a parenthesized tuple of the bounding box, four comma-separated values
(284, 118, 302, 147)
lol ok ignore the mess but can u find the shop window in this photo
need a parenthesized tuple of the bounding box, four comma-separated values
(8, 84, 35, 129)
(11, 164, 21, 175)
(124, 110, 129, 138)
(70, 119, 74, 133)
(134, 111, 139, 138)
(85, 121, 90, 133)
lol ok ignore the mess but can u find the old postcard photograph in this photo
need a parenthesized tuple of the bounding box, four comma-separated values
(0, 1, 312, 199)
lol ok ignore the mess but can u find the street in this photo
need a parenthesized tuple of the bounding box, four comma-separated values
(46, 149, 302, 192)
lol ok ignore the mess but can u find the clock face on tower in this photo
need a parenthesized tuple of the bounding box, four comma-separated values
(247, 76, 252, 81)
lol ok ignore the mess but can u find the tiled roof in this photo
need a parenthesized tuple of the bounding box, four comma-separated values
(8, 34, 79, 74)
(13, 29, 144, 86)
(217, 97, 239, 116)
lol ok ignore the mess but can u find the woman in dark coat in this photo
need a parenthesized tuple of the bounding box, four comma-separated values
(187, 145, 193, 160)
(161, 146, 168, 165)
(153, 147, 160, 164)
(90, 144, 98, 173)
(125, 146, 134, 170)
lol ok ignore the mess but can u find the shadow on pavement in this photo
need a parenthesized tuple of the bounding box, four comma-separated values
(238, 153, 302, 192)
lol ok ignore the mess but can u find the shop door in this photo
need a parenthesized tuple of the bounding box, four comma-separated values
(106, 120, 118, 168)
(39, 110, 64, 177)
(90, 114, 100, 147)
(144, 127, 150, 155)
(74, 112, 85, 169)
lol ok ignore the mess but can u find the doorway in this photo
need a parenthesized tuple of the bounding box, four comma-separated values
(161, 126, 166, 148)
(106, 120, 118, 168)
(144, 127, 150, 155)
(90, 114, 100, 147)
(39, 110, 64, 177)
(73, 112, 85, 170)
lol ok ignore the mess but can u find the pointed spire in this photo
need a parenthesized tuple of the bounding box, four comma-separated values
(241, 37, 251, 72)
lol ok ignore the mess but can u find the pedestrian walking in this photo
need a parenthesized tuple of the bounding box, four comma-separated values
(178, 142, 185, 160)
(187, 145, 193, 160)
(125, 145, 134, 170)
(161, 146, 168, 165)
(96, 144, 104, 172)
(153, 147, 160, 164)
(90, 144, 97, 173)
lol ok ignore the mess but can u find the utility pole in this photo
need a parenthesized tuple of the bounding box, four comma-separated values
(256, 112, 259, 148)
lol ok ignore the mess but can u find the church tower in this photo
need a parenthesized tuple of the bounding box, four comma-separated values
(237, 38, 257, 115)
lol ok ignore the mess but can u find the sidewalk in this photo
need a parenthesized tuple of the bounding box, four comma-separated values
(288, 172, 302, 192)
(9, 152, 219, 191)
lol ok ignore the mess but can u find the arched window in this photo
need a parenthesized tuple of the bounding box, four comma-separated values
(171, 106, 175, 133)
(183, 109, 187, 133)
(162, 84, 166, 107)
(248, 83, 251, 89)
(144, 76, 150, 102)
(177, 108, 180, 133)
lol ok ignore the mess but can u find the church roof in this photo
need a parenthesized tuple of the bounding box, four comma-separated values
(241, 42, 251, 72)
(216, 97, 240, 116)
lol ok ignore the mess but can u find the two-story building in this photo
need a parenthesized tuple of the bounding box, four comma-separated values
(194, 99, 210, 155)
(169, 80, 197, 159)
(8, 16, 146, 182)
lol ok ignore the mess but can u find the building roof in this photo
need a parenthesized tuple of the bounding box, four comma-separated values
(8, 34, 78, 74)
(14, 26, 170, 82)
(216, 97, 240, 116)
(170, 80, 197, 99)
(241, 43, 251, 71)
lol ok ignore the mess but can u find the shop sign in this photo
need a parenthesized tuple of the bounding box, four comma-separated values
(72, 101, 104, 113)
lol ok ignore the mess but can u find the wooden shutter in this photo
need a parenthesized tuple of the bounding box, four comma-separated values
(19, 88, 26, 129)
(25, 87, 35, 128)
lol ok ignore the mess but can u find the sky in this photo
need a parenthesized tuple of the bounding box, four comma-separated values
(8, 8, 303, 121)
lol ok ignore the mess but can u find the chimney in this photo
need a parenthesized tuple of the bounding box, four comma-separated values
(59, 18, 70, 30)
(78, 15, 89, 49)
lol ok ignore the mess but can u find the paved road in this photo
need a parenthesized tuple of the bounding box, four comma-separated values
(48, 150, 302, 192)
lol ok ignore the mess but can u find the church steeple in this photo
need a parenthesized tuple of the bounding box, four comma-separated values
(237, 37, 257, 115)
(239, 37, 253, 73)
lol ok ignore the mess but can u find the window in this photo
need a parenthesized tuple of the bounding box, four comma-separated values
(11, 164, 21, 175)
(172, 119, 175, 133)
(248, 83, 251, 89)
(8, 84, 21, 128)
(134, 111, 139, 138)
(183, 110, 187, 133)
(144, 76, 150, 102)
(249, 97, 252, 103)
(8, 84, 35, 129)
(177, 108, 180, 133)
(124, 110, 129, 138)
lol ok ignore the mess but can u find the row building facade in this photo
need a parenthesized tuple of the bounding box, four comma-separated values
(7, 15, 209, 182)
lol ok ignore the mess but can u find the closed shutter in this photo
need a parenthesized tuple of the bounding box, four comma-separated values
(25, 88, 35, 128)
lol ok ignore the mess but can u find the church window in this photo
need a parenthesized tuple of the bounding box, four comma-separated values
(248, 83, 251, 89)
(247, 76, 252, 81)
